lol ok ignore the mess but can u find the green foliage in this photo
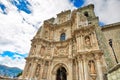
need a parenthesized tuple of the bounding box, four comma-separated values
(16, 72, 22, 77)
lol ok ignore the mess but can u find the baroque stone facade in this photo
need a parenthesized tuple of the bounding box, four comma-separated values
(22, 4, 120, 80)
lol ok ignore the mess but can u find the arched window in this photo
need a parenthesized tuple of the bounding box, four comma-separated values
(56, 67, 67, 80)
(60, 33, 66, 41)
(84, 11, 89, 17)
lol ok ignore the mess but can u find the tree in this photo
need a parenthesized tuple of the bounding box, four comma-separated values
(16, 72, 22, 77)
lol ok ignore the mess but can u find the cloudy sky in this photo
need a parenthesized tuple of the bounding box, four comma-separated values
(0, 0, 120, 69)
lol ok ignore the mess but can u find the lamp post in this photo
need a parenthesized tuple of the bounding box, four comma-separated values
(109, 39, 118, 63)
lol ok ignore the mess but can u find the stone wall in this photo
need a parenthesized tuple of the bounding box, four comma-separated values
(102, 22, 120, 63)
(107, 63, 120, 80)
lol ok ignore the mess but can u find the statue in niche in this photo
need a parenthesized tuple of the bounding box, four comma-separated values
(79, 13, 88, 27)
(88, 60, 96, 74)
(42, 61, 49, 79)
(85, 36, 91, 49)
(35, 64, 41, 77)
(40, 46, 45, 57)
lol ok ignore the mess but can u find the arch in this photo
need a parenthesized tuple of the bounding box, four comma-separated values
(88, 60, 96, 74)
(40, 46, 45, 56)
(56, 67, 67, 80)
(84, 11, 89, 17)
(52, 63, 69, 75)
(85, 36, 91, 46)
(60, 33, 66, 41)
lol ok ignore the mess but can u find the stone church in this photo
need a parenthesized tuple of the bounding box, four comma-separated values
(21, 4, 120, 80)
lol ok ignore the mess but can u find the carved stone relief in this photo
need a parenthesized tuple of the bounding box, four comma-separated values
(35, 64, 41, 77)
(88, 60, 97, 80)
(40, 46, 45, 57)
(84, 36, 92, 49)
(42, 61, 49, 79)
(78, 13, 88, 27)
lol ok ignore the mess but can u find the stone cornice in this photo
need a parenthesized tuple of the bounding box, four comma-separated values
(77, 4, 94, 12)
(78, 50, 103, 55)
(76, 50, 103, 60)
(73, 25, 95, 36)
(102, 22, 120, 30)
(52, 38, 72, 44)
(26, 56, 51, 62)
(53, 20, 71, 30)
(57, 10, 71, 17)
(31, 38, 51, 45)
(31, 37, 73, 46)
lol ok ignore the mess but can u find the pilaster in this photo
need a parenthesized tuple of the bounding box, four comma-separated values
(77, 56, 84, 80)
(95, 53, 103, 80)
(29, 59, 38, 79)
(82, 55, 89, 80)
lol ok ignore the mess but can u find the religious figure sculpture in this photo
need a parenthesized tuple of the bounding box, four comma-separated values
(88, 60, 96, 74)
(40, 46, 45, 56)
(35, 64, 41, 77)
(85, 36, 91, 49)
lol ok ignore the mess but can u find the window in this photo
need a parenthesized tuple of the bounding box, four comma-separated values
(60, 33, 66, 41)
(84, 11, 89, 17)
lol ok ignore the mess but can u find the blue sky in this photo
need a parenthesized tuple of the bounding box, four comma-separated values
(0, 0, 120, 69)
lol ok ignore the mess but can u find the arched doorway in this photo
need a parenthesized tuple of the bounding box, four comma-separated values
(56, 67, 67, 80)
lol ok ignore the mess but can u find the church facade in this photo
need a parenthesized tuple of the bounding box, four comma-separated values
(21, 4, 120, 80)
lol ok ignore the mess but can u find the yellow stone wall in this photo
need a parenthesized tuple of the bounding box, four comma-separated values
(102, 22, 120, 63)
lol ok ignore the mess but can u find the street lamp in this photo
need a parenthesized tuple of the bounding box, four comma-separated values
(109, 39, 118, 63)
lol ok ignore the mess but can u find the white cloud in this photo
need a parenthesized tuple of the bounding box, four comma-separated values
(84, 0, 120, 24)
(0, 0, 74, 69)
(0, 0, 74, 53)
(0, 0, 119, 69)
(0, 55, 25, 70)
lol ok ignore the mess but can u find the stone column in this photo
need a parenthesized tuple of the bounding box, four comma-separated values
(68, 59, 73, 80)
(69, 42, 72, 58)
(77, 12, 79, 28)
(36, 45, 41, 57)
(95, 53, 103, 80)
(83, 55, 89, 80)
(93, 32, 99, 49)
(75, 59, 79, 80)
(40, 62, 44, 79)
(47, 61, 51, 80)
(22, 62, 29, 78)
(77, 37, 79, 51)
(78, 37, 80, 51)
(51, 45, 54, 57)
(29, 60, 38, 79)
(78, 56, 84, 80)
(81, 36, 84, 51)
(91, 33, 94, 44)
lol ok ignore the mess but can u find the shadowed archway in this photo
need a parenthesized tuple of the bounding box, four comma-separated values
(56, 67, 67, 80)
